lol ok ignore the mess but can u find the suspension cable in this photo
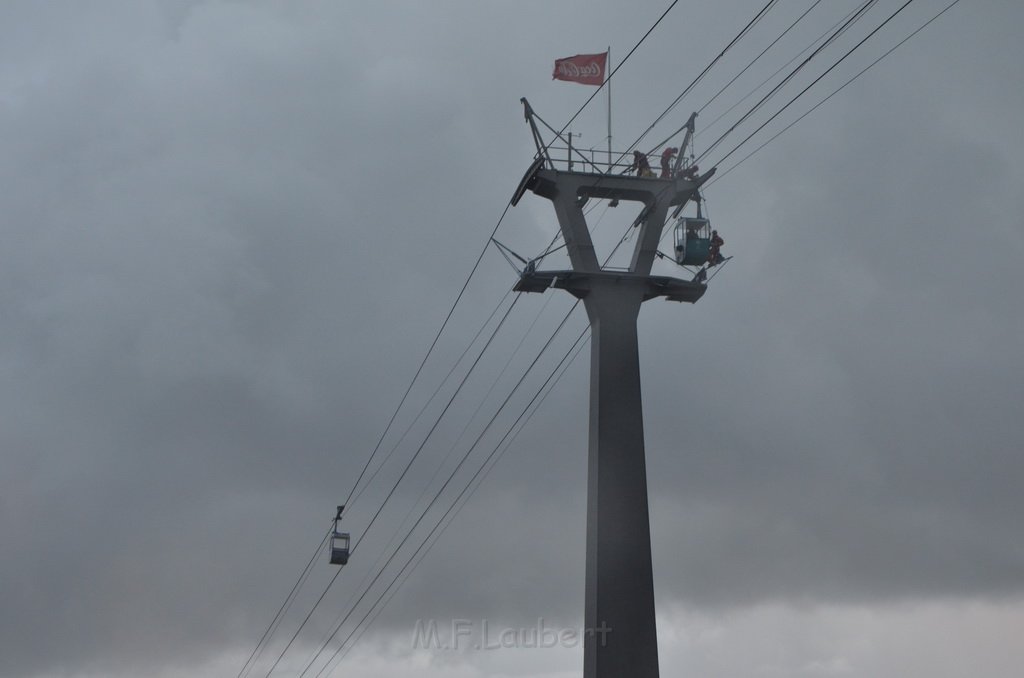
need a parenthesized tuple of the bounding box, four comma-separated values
(321, 329, 592, 675)
(701, 0, 869, 134)
(697, 0, 824, 116)
(295, 300, 584, 678)
(711, 0, 919, 168)
(635, 0, 780, 154)
(696, 0, 879, 164)
(314, 326, 592, 678)
(257, 292, 521, 678)
(706, 0, 965, 187)
(236, 524, 333, 678)
(341, 201, 514, 509)
(347, 289, 515, 509)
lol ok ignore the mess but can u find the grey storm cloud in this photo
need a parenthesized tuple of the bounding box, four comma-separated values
(1, 1, 1022, 677)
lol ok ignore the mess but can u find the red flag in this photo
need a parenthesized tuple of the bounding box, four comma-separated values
(552, 52, 607, 86)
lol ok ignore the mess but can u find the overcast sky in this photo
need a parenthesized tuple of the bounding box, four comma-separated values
(2, 1, 1023, 677)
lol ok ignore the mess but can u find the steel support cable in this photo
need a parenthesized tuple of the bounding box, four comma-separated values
(634, 0, 781, 155)
(705, 0, 964, 188)
(710, 0, 920, 169)
(296, 301, 585, 678)
(294, 275, 569, 675)
(695, 0, 878, 164)
(702, 1, 869, 134)
(301, 312, 553, 678)
(245, 270, 516, 674)
(341, 203, 514, 510)
(334, 208, 589, 644)
(260, 561, 346, 678)
(243, 205, 519, 676)
(318, 327, 593, 677)
(347, 289, 516, 509)
(352, 184, 598, 510)
(350, 197, 592, 511)
(303, 290, 563, 674)
(278, 292, 530, 671)
(445, 291, 562, 457)
(696, 0, 824, 116)
(237, 525, 333, 678)
(323, 326, 592, 676)
(260, 294, 522, 677)
(350, 294, 522, 556)
(315, 319, 589, 678)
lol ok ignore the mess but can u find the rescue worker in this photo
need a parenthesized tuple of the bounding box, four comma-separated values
(680, 164, 699, 181)
(660, 146, 678, 178)
(708, 229, 724, 266)
(630, 151, 654, 177)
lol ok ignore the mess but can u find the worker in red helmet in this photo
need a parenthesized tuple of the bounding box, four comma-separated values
(660, 147, 678, 178)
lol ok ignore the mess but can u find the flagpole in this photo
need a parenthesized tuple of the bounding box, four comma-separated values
(606, 46, 612, 173)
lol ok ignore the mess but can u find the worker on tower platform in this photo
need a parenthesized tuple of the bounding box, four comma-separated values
(680, 164, 699, 181)
(630, 151, 654, 177)
(660, 147, 678, 178)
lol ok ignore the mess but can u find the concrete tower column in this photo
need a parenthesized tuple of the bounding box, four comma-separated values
(582, 282, 658, 678)
(514, 164, 712, 678)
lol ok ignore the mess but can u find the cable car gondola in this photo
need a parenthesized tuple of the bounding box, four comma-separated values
(329, 505, 350, 566)
(673, 215, 712, 266)
(672, 198, 725, 268)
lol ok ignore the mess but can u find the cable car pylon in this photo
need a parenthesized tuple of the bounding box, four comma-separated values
(512, 99, 715, 678)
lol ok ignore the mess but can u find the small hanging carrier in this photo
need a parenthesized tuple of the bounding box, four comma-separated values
(673, 198, 715, 267)
(329, 505, 350, 566)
